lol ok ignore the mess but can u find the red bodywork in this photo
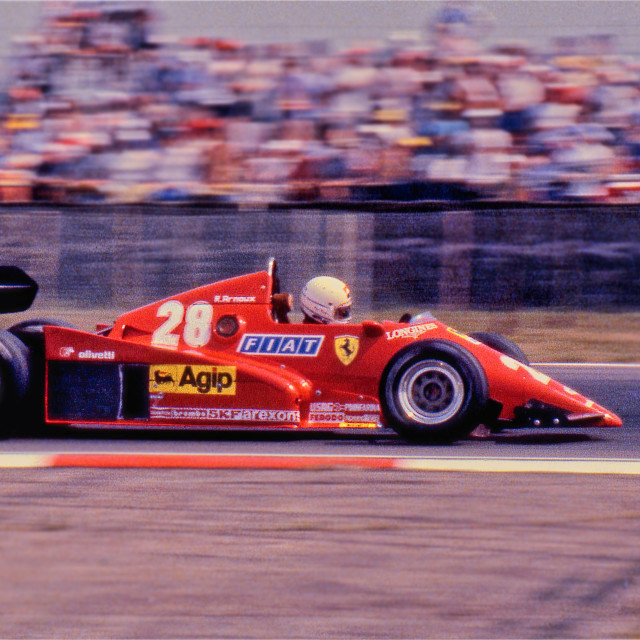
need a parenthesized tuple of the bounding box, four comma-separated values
(42, 263, 622, 434)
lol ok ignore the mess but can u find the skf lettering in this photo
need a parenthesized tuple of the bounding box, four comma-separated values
(149, 365, 236, 395)
(385, 323, 437, 340)
(238, 334, 324, 356)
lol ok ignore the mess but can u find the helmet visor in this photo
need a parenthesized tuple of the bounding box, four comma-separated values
(334, 303, 351, 321)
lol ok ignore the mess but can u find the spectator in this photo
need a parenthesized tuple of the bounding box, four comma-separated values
(1, 1, 640, 204)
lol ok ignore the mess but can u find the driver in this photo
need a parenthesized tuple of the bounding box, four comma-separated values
(300, 276, 352, 324)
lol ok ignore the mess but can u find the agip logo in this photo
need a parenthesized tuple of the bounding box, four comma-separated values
(149, 365, 236, 395)
(334, 335, 359, 366)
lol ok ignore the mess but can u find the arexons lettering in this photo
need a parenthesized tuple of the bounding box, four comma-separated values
(238, 334, 324, 356)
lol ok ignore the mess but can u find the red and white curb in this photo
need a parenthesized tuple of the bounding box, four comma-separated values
(2, 452, 640, 475)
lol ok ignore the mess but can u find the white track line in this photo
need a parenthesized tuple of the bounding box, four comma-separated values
(0, 454, 56, 468)
(395, 457, 640, 475)
(533, 362, 640, 368)
(1, 452, 640, 475)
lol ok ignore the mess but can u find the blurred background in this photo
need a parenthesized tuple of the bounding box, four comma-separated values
(0, 1, 639, 358)
(2, 0, 640, 205)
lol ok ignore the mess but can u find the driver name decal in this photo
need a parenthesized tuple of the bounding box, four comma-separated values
(213, 294, 256, 303)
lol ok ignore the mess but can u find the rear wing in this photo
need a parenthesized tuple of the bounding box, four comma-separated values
(0, 266, 38, 313)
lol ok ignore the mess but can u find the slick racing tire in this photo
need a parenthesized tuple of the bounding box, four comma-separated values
(9, 317, 76, 350)
(9, 318, 76, 430)
(0, 329, 30, 438)
(381, 340, 489, 444)
(469, 332, 530, 434)
(470, 332, 530, 365)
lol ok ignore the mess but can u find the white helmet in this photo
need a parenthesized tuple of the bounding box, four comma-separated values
(301, 276, 352, 324)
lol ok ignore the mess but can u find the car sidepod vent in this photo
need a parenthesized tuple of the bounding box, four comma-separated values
(47, 363, 149, 422)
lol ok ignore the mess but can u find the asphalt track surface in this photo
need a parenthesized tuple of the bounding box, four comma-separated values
(2, 364, 640, 639)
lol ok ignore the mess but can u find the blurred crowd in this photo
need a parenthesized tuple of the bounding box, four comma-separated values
(2, 2, 640, 205)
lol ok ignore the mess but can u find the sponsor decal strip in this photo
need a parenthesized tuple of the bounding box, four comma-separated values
(149, 408, 301, 422)
(2, 454, 640, 475)
(308, 401, 381, 426)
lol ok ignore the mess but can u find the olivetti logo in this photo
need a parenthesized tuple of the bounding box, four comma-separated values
(237, 334, 324, 356)
(78, 350, 115, 360)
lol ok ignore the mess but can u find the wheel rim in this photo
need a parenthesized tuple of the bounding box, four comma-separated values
(397, 359, 465, 425)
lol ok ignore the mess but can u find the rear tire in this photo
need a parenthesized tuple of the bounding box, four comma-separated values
(9, 318, 76, 432)
(381, 340, 488, 444)
(10, 317, 76, 349)
(0, 330, 30, 438)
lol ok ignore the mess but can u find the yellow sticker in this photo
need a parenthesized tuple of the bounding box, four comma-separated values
(338, 422, 378, 430)
(150, 365, 236, 395)
(446, 327, 480, 344)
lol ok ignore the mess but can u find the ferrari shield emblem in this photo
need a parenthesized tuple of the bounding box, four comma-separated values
(334, 335, 359, 366)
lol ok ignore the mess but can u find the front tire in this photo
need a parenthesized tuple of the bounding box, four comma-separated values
(470, 332, 529, 365)
(381, 340, 489, 444)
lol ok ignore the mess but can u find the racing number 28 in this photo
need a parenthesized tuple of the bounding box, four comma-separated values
(152, 300, 213, 348)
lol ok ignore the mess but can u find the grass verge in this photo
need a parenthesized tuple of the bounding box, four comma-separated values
(402, 309, 640, 364)
(4, 308, 640, 364)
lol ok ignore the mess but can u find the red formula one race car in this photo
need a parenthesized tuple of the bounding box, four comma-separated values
(0, 260, 622, 443)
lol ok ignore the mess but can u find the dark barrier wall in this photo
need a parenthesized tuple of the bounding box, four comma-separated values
(1, 206, 639, 316)
(372, 207, 640, 310)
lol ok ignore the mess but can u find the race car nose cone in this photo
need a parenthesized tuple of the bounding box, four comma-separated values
(568, 408, 623, 428)
(603, 412, 623, 428)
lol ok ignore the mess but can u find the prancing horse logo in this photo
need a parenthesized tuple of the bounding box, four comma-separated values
(334, 335, 359, 366)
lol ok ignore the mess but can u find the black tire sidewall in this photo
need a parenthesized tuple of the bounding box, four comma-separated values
(8, 319, 74, 431)
(381, 340, 488, 443)
(470, 332, 530, 365)
(9, 318, 76, 351)
(0, 329, 31, 438)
